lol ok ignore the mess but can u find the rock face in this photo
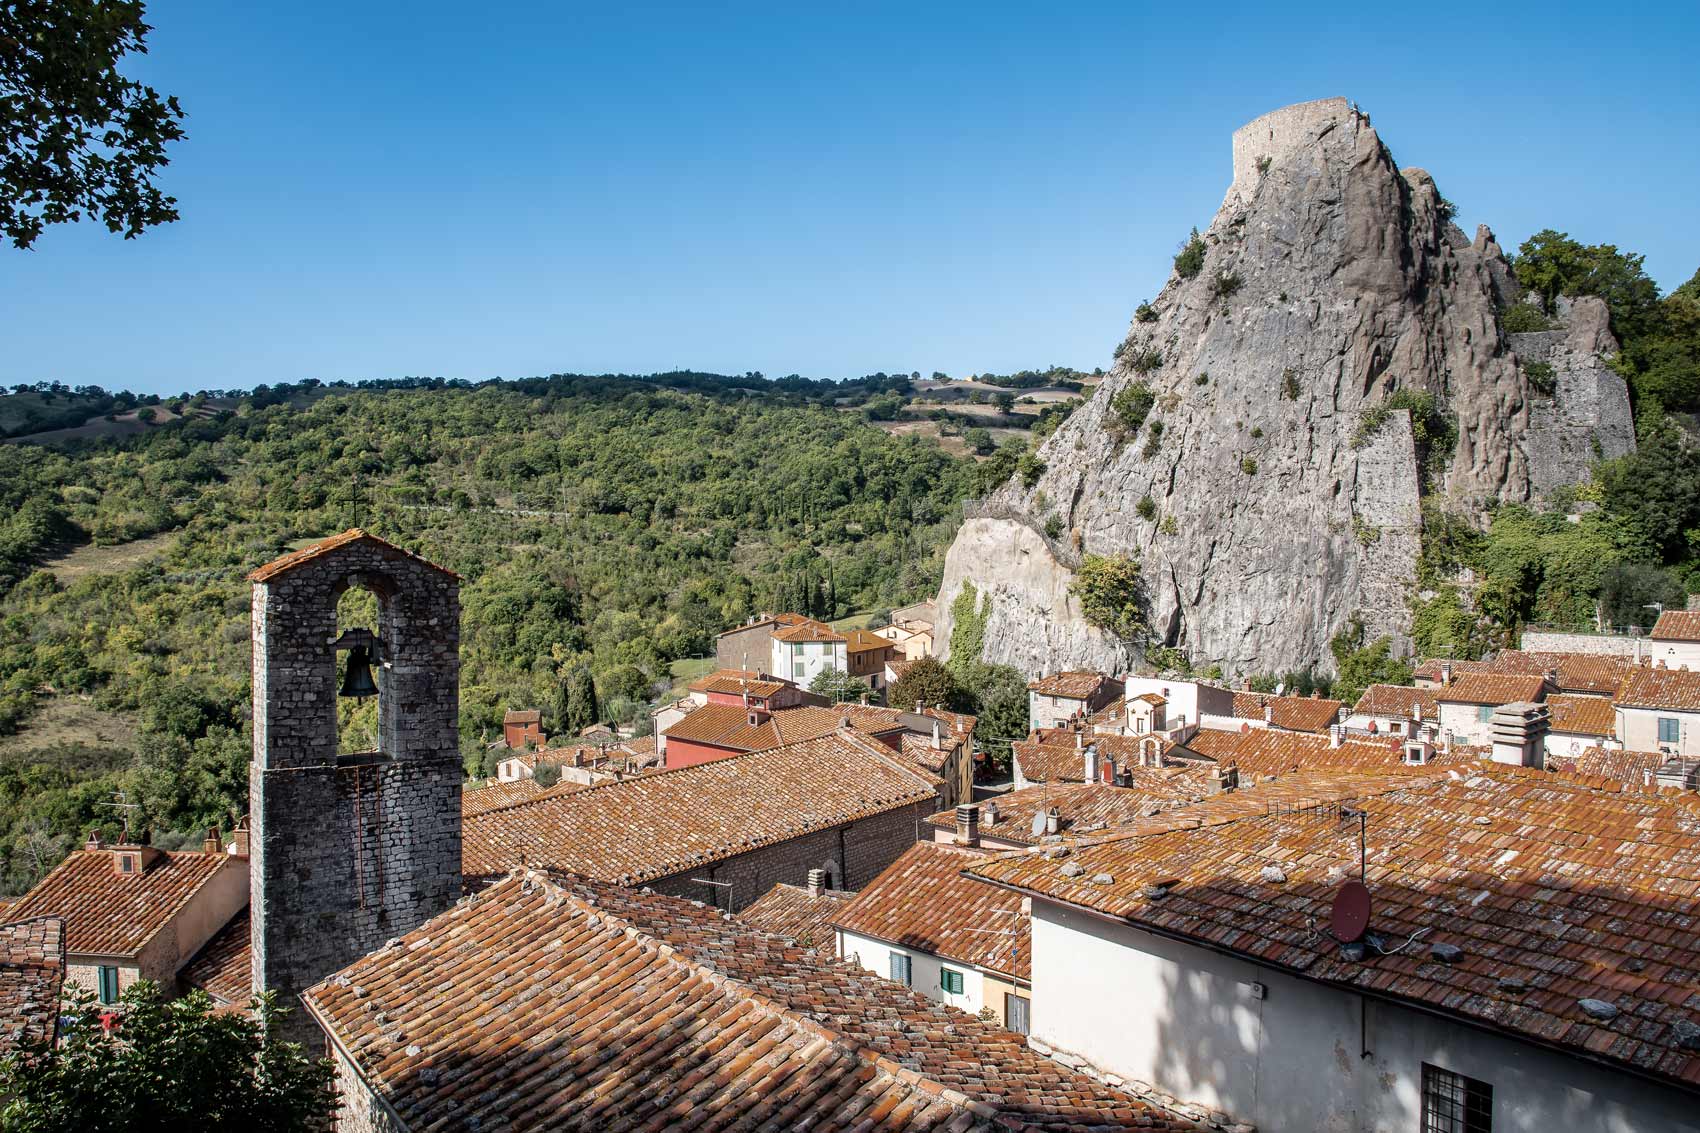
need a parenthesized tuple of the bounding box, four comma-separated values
(938, 98, 1633, 678)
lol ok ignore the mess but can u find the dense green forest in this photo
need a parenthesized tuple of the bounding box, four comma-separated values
(0, 375, 973, 892)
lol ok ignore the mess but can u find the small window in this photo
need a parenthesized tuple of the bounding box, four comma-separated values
(1660, 717, 1681, 744)
(97, 966, 120, 1005)
(1005, 992, 1031, 1035)
(940, 966, 964, 995)
(118, 855, 134, 874)
(889, 953, 911, 987)
(1477, 705, 1494, 723)
(1422, 1063, 1491, 1133)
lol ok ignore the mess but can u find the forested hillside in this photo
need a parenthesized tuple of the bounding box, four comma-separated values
(0, 375, 973, 893)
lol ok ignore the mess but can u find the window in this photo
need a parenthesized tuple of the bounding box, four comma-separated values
(1422, 1063, 1491, 1133)
(1004, 992, 1031, 1035)
(1477, 705, 1494, 723)
(793, 662, 804, 679)
(118, 855, 134, 874)
(939, 966, 964, 995)
(1660, 717, 1681, 744)
(889, 953, 911, 987)
(97, 966, 120, 1005)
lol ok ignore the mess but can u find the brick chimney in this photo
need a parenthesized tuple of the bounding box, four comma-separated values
(805, 867, 828, 897)
(1209, 764, 1239, 793)
(203, 826, 222, 855)
(955, 803, 980, 848)
(231, 817, 250, 857)
(84, 829, 104, 851)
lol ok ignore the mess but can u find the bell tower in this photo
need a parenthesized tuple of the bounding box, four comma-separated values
(247, 530, 461, 1037)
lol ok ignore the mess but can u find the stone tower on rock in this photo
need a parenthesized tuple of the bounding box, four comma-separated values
(247, 529, 461, 1039)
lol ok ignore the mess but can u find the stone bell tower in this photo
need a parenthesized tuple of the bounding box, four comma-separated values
(247, 530, 461, 1034)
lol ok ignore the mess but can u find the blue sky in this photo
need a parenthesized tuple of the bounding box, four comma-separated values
(3, 1, 1697, 395)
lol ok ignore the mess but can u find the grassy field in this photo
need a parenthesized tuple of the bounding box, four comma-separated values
(39, 531, 180, 582)
(830, 612, 879, 631)
(0, 696, 137, 761)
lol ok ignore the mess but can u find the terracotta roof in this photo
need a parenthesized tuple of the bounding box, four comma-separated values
(1436, 672, 1550, 706)
(462, 730, 940, 884)
(687, 669, 790, 698)
(1551, 746, 1670, 788)
(502, 709, 541, 725)
(1653, 610, 1700, 642)
(1232, 692, 1344, 732)
(1412, 658, 1494, 683)
(845, 629, 893, 653)
(835, 842, 1030, 981)
(665, 702, 967, 761)
(924, 781, 1218, 845)
(246, 528, 459, 583)
(620, 734, 657, 757)
(1547, 694, 1616, 738)
(714, 612, 814, 639)
(1352, 684, 1440, 722)
(180, 908, 250, 1007)
(1618, 667, 1700, 712)
(9, 847, 235, 958)
(772, 618, 846, 644)
(1183, 728, 1480, 777)
(0, 916, 63, 1053)
(461, 778, 552, 817)
(1028, 671, 1109, 699)
(971, 764, 1700, 1095)
(1086, 695, 1128, 725)
(737, 882, 855, 949)
(660, 701, 767, 746)
(1013, 735, 1212, 786)
(1492, 651, 1631, 696)
(304, 872, 1188, 1132)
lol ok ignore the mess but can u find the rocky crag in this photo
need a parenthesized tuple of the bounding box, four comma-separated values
(938, 98, 1633, 679)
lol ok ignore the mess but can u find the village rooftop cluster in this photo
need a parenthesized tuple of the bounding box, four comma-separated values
(9, 532, 1700, 1130)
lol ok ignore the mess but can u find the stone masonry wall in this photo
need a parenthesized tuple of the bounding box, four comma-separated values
(1519, 630, 1642, 657)
(250, 537, 462, 1043)
(645, 799, 932, 913)
(329, 1045, 403, 1133)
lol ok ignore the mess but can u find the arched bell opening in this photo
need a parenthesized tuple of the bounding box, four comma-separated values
(331, 572, 398, 757)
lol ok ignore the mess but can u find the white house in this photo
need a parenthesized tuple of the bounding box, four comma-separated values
(1615, 666, 1700, 756)
(832, 814, 1031, 1033)
(967, 767, 1700, 1133)
(1650, 610, 1700, 671)
(1435, 672, 1550, 746)
(1120, 676, 1235, 733)
(769, 619, 848, 688)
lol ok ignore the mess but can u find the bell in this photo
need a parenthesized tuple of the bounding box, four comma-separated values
(339, 644, 379, 699)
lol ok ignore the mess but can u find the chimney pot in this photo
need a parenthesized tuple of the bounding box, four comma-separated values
(203, 826, 221, 855)
(955, 803, 980, 848)
(84, 829, 104, 851)
(806, 867, 828, 896)
(1329, 724, 1344, 748)
(1264, 705, 1274, 725)
(1045, 807, 1060, 836)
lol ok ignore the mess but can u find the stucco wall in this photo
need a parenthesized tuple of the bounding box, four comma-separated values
(1618, 706, 1700, 756)
(1438, 702, 1492, 746)
(838, 929, 985, 1016)
(1031, 899, 1700, 1133)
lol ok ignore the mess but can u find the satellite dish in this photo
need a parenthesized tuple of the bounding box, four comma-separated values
(1030, 809, 1048, 838)
(1331, 880, 1372, 943)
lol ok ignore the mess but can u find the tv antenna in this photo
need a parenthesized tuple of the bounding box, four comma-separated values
(99, 790, 142, 842)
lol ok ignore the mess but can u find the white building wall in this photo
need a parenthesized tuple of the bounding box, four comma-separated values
(1120, 678, 1234, 730)
(1649, 639, 1700, 670)
(1618, 706, 1700, 756)
(1030, 899, 1700, 1133)
(772, 640, 848, 688)
(837, 928, 984, 1016)
(1439, 702, 1494, 746)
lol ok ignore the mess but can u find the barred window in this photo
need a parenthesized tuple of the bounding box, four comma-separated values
(1422, 1063, 1491, 1133)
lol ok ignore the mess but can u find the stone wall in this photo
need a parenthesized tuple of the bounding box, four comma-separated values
(250, 536, 462, 1043)
(644, 799, 932, 913)
(328, 1045, 403, 1133)
(1519, 630, 1642, 657)
(1517, 296, 1636, 494)
(1227, 97, 1352, 204)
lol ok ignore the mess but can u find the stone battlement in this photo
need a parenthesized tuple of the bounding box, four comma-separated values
(1229, 97, 1354, 197)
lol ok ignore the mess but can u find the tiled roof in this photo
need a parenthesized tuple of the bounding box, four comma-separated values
(924, 781, 1217, 845)
(1653, 610, 1700, 642)
(461, 778, 553, 817)
(1352, 684, 1440, 722)
(462, 731, 940, 884)
(1618, 667, 1700, 712)
(1491, 651, 1630, 696)
(687, 669, 790, 698)
(502, 709, 541, 725)
(737, 882, 855, 949)
(1086, 695, 1128, 725)
(845, 629, 893, 653)
(665, 702, 969, 763)
(1232, 692, 1344, 732)
(714, 612, 813, 639)
(1550, 746, 1670, 788)
(835, 842, 1030, 981)
(304, 872, 1187, 1132)
(1013, 736, 1215, 788)
(9, 848, 233, 958)
(1028, 671, 1109, 699)
(180, 908, 250, 1007)
(1435, 672, 1550, 706)
(1412, 657, 1494, 681)
(1547, 694, 1616, 737)
(1183, 728, 1480, 777)
(246, 528, 459, 582)
(0, 916, 63, 1053)
(772, 618, 846, 644)
(660, 701, 767, 746)
(972, 764, 1700, 1094)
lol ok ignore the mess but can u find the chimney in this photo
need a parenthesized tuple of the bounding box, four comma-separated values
(1329, 724, 1344, 748)
(1412, 702, 1423, 724)
(1076, 731, 1084, 751)
(84, 828, 104, 851)
(1083, 742, 1099, 783)
(931, 719, 944, 750)
(860, 693, 869, 706)
(915, 700, 924, 714)
(983, 801, 999, 826)
(806, 867, 828, 896)
(1209, 764, 1239, 793)
(1263, 704, 1274, 726)
(203, 826, 221, 855)
(1490, 702, 1550, 767)
(1442, 662, 1453, 686)
(955, 804, 980, 847)
(231, 817, 250, 857)
(1045, 807, 1060, 836)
